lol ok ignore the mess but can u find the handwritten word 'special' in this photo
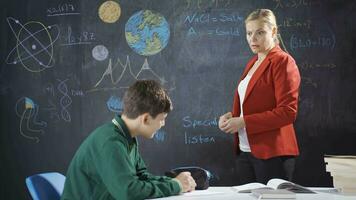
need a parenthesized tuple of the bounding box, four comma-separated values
(182, 116, 218, 128)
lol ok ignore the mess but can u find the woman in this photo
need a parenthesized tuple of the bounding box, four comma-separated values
(218, 9, 301, 184)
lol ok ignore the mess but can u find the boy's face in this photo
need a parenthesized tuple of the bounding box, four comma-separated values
(141, 113, 167, 139)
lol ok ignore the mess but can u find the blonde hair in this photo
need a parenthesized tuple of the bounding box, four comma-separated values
(245, 9, 280, 44)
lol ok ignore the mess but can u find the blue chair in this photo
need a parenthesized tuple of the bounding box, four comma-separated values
(26, 172, 66, 200)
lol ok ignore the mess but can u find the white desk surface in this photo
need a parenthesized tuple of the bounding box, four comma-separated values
(150, 187, 356, 200)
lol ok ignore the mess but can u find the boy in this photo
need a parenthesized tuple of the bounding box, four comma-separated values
(61, 80, 196, 200)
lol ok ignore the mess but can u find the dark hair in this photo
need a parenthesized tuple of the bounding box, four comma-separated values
(122, 80, 172, 119)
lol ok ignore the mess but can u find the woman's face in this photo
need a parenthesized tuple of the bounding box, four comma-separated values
(245, 20, 276, 55)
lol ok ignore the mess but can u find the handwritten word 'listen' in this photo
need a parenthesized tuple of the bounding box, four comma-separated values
(184, 132, 216, 145)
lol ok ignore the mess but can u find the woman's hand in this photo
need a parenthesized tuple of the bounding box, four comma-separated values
(218, 112, 232, 131)
(219, 114, 245, 134)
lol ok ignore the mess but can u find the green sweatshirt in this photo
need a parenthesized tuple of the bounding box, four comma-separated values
(61, 115, 181, 200)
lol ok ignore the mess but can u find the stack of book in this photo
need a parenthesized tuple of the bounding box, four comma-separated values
(324, 155, 356, 195)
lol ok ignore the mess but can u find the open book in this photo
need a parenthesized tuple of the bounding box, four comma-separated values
(252, 189, 296, 199)
(231, 178, 316, 193)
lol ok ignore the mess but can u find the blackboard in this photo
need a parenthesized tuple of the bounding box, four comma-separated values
(1, 0, 356, 199)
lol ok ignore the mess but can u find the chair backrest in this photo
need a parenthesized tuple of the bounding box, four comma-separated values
(26, 172, 66, 200)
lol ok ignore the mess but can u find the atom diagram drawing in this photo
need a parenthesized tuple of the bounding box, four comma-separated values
(5, 17, 60, 73)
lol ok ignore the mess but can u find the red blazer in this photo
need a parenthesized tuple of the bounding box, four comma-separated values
(232, 45, 301, 159)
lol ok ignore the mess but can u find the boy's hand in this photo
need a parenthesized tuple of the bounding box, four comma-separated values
(174, 172, 197, 193)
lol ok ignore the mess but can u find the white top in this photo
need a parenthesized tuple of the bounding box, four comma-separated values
(237, 74, 252, 152)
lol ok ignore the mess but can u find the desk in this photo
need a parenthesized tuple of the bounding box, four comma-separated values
(151, 187, 356, 200)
